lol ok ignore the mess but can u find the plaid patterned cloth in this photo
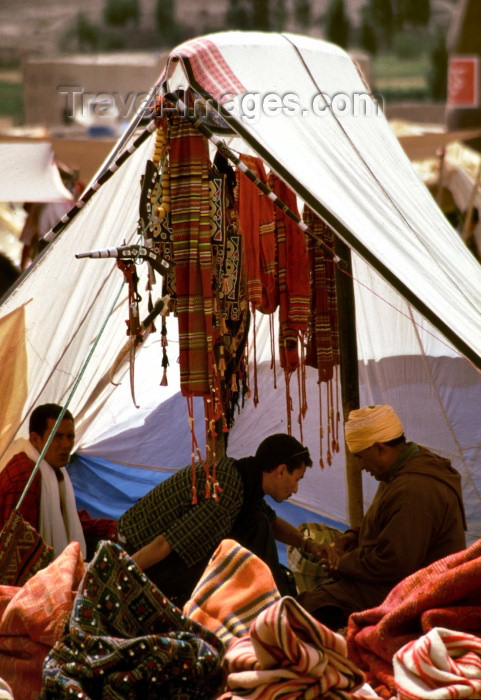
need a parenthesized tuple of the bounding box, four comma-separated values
(165, 37, 246, 103)
(0, 540, 85, 700)
(393, 626, 481, 699)
(118, 458, 244, 566)
(183, 538, 280, 646)
(347, 538, 481, 699)
(41, 541, 225, 699)
(222, 595, 365, 699)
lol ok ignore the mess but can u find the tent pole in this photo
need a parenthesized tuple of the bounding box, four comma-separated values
(334, 236, 364, 527)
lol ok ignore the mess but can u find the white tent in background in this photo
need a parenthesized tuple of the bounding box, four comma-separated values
(0, 143, 74, 203)
(1, 32, 481, 540)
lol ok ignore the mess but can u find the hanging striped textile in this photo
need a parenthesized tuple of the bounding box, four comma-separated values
(303, 206, 340, 380)
(303, 206, 340, 466)
(235, 155, 276, 312)
(169, 116, 213, 396)
(269, 173, 310, 373)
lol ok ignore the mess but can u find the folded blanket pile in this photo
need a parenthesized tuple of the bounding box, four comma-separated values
(347, 538, 481, 698)
(41, 540, 225, 699)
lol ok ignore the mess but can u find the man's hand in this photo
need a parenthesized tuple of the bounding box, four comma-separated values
(301, 537, 327, 560)
(318, 542, 344, 573)
(301, 530, 358, 574)
(131, 534, 172, 570)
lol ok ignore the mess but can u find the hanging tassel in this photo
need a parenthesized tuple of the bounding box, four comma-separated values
(252, 306, 259, 406)
(284, 368, 293, 435)
(318, 381, 325, 469)
(160, 350, 169, 387)
(329, 378, 338, 454)
(203, 396, 221, 500)
(326, 381, 333, 466)
(296, 363, 304, 444)
(244, 346, 251, 399)
(300, 332, 308, 418)
(160, 316, 169, 386)
(334, 365, 340, 453)
(269, 312, 277, 389)
(187, 395, 198, 504)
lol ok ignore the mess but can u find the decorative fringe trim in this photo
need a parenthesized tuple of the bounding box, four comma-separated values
(187, 395, 202, 504)
(269, 313, 277, 389)
(284, 368, 293, 435)
(252, 306, 259, 406)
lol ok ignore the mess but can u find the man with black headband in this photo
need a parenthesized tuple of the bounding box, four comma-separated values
(117, 433, 322, 606)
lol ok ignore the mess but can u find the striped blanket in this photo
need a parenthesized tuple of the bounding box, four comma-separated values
(347, 538, 481, 699)
(183, 538, 280, 646)
(184, 540, 365, 699)
(222, 595, 365, 699)
(393, 626, 481, 699)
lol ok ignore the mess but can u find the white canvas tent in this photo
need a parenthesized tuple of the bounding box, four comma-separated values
(0, 143, 74, 203)
(1, 32, 481, 542)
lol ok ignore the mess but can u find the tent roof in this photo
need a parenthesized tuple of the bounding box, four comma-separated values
(0, 143, 74, 203)
(162, 31, 481, 369)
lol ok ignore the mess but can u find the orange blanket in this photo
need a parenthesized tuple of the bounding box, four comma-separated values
(183, 538, 280, 646)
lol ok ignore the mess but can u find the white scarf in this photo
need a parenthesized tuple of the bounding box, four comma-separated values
(19, 438, 86, 558)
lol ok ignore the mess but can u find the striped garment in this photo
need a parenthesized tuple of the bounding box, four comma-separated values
(183, 538, 281, 646)
(222, 595, 365, 699)
(393, 627, 481, 700)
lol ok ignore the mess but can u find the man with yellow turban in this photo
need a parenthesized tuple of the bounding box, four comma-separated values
(299, 405, 466, 630)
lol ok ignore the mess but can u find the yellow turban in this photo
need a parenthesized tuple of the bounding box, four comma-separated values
(345, 405, 403, 453)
